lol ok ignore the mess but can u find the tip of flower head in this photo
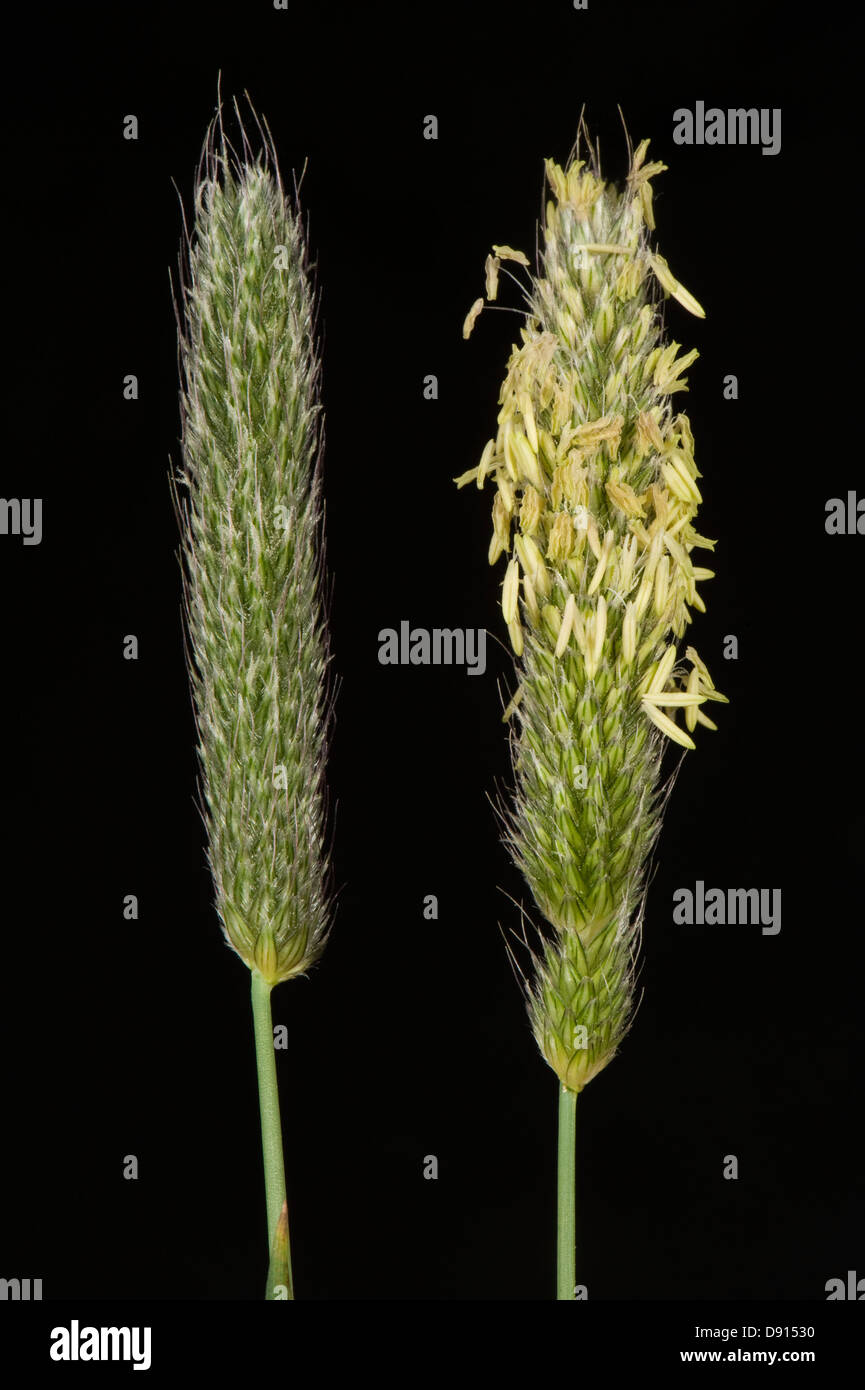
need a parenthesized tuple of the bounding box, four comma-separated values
(193, 85, 289, 223)
(543, 152, 609, 221)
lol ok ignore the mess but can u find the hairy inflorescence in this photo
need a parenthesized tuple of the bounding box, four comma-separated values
(458, 133, 727, 1091)
(175, 103, 332, 986)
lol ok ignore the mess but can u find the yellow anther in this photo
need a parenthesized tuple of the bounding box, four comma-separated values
(606, 479, 646, 519)
(555, 594, 577, 658)
(520, 484, 545, 536)
(522, 569, 540, 623)
(584, 594, 607, 679)
(507, 426, 544, 490)
(661, 456, 702, 505)
(642, 690, 706, 708)
(684, 663, 701, 733)
(653, 554, 670, 616)
(622, 602, 637, 665)
(641, 699, 695, 750)
(654, 343, 700, 394)
(618, 534, 638, 595)
(587, 529, 615, 596)
(547, 511, 575, 563)
(492, 244, 530, 266)
(502, 557, 520, 624)
(646, 643, 677, 694)
(544, 158, 570, 203)
(518, 390, 539, 453)
(647, 253, 705, 319)
(462, 297, 484, 339)
(477, 437, 496, 488)
(515, 532, 550, 596)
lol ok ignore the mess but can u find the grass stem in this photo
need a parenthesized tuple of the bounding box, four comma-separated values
(556, 1084, 577, 1300)
(251, 970, 293, 1299)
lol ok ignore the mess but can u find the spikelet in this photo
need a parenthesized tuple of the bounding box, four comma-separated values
(175, 101, 331, 986)
(459, 133, 727, 1092)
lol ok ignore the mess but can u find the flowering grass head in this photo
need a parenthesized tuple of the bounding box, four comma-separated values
(458, 133, 727, 1091)
(175, 100, 332, 988)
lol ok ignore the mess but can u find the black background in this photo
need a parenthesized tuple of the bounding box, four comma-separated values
(0, 0, 861, 1330)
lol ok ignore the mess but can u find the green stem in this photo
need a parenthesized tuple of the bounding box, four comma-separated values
(556, 1083, 578, 1300)
(251, 970, 293, 1299)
